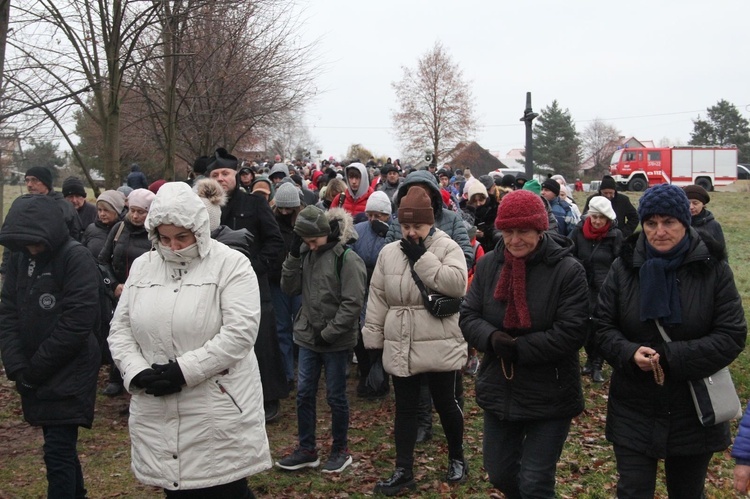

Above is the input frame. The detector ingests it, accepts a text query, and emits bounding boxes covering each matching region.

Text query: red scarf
[494,249,531,330]
[582,217,611,241]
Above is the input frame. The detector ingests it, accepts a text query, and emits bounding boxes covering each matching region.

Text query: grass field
[0,187,750,497]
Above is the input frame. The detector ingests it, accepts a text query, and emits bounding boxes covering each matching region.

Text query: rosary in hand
[649,355,664,386]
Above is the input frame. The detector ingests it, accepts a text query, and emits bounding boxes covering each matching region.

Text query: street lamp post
[520,92,539,179]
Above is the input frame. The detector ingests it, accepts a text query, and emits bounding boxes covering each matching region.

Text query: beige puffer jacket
[363,229,468,377]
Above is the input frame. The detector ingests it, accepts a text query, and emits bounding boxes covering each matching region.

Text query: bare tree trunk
[0,0,10,224]
[161,2,178,181]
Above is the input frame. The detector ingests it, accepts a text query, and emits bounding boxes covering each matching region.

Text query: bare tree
[391,41,477,165]
[581,118,620,177]
[131,0,315,179]
[3,0,163,191]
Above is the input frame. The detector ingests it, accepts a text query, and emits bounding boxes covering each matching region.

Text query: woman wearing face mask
[568,196,623,383]
[108,182,271,498]
[98,188,155,396]
[363,187,468,496]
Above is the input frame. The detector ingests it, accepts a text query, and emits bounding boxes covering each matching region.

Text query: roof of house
[444,141,509,177]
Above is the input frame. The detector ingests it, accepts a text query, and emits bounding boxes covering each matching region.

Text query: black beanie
[541,178,560,196]
[25,166,53,191]
[205,148,238,174]
[600,175,617,191]
[192,155,212,175]
[62,176,86,197]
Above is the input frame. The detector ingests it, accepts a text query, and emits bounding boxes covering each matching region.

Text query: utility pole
[520,92,538,179]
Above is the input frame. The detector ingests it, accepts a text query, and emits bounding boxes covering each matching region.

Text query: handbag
[407,261,462,318]
[655,320,742,426]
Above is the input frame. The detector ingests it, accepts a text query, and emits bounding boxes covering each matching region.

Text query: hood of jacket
[145,182,212,259]
[325,207,358,245]
[394,170,443,216]
[269,162,290,179]
[345,162,370,200]
[0,194,68,253]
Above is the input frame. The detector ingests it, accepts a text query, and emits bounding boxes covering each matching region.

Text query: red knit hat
[494,189,548,231]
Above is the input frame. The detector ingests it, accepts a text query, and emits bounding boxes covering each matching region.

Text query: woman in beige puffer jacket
[363,187,468,496]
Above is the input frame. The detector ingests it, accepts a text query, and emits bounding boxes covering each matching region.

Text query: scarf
[639,234,690,324]
[494,248,531,330]
[582,217,611,241]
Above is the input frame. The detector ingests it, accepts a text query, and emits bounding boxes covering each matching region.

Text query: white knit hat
[365,191,392,215]
[588,195,616,222]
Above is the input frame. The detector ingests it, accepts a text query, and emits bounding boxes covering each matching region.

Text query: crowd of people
[0,150,748,498]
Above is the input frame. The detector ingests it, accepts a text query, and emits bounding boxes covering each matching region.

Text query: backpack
[53,239,116,348]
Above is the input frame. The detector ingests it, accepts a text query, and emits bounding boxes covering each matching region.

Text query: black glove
[130,368,161,389]
[371,219,389,238]
[151,361,186,387]
[15,370,39,396]
[489,330,517,362]
[289,232,303,258]
[400,238,426,263]
[145,379,183,397]
[314,333,331,348]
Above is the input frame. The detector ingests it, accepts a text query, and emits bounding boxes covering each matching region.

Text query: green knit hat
[294,206,330,238]
[522,178,541,195]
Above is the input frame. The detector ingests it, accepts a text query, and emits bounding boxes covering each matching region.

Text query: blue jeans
[613,444,712,499]
[42,425,86,499]
[269,283,301,382]
[296,347,349,453]
[483,412,571,499]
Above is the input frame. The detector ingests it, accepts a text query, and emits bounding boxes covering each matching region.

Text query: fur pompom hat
[193,178,227,231]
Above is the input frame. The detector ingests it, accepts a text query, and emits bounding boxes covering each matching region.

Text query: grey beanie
[294,206,330,238]
[274,182,301,208]
[97,190,126,215]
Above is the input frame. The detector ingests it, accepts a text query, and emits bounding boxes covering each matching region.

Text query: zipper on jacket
[215,380,243,413]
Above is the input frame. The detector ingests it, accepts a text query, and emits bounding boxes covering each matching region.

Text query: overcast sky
[295,0,750,162]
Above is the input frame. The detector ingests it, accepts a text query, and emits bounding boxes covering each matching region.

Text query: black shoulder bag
[407,260,462,318]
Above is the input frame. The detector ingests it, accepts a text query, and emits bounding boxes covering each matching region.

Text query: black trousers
[164,478,255,499]
[613,444,713,498]
[392,371,464,471]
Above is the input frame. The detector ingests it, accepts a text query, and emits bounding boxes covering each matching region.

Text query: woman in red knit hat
[459,189,589,498]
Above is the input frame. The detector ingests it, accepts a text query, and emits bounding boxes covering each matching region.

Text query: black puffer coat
[98,218,152,285]
[568,222,623,312]
[82,218,118,259]
[691,208,725,249]
[0,195,100,427]
[459,233,589,421]
[595,230,746,458]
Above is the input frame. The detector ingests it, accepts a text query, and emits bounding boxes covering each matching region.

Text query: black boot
[581,359,593,376]
[592,357,605,383]
[446,458,468,483]
[374,468,416,496]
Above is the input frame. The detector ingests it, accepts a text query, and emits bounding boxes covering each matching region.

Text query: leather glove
[130,368,161,389]
[15,370,39,396]
[371,219,389,238]
[400,238,426,263]
[489,330,517,362]
[151,361,186,387]
[314,333,331,348]
[289,232,303,258]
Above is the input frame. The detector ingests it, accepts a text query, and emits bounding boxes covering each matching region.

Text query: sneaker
[275,448,320,471]
[321,449,353,473]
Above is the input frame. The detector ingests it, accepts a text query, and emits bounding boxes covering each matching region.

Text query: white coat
[109,182,272,491]
[362,229,468,377]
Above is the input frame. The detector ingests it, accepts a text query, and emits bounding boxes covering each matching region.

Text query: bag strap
[113,221,126,243]
[335,247,350,281]
[407,259,431,300]
[654,320,672,343]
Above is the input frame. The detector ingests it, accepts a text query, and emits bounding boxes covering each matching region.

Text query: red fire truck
[609,146,738,191]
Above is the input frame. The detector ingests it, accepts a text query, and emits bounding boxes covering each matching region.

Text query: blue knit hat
[637,183,691,228]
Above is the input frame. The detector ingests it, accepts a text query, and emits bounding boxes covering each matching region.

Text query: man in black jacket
[582,175,639,238]
[208,147,290,421]
[0,195,100,498]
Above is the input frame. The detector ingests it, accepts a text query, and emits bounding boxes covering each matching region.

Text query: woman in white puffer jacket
[108,182,271,498]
